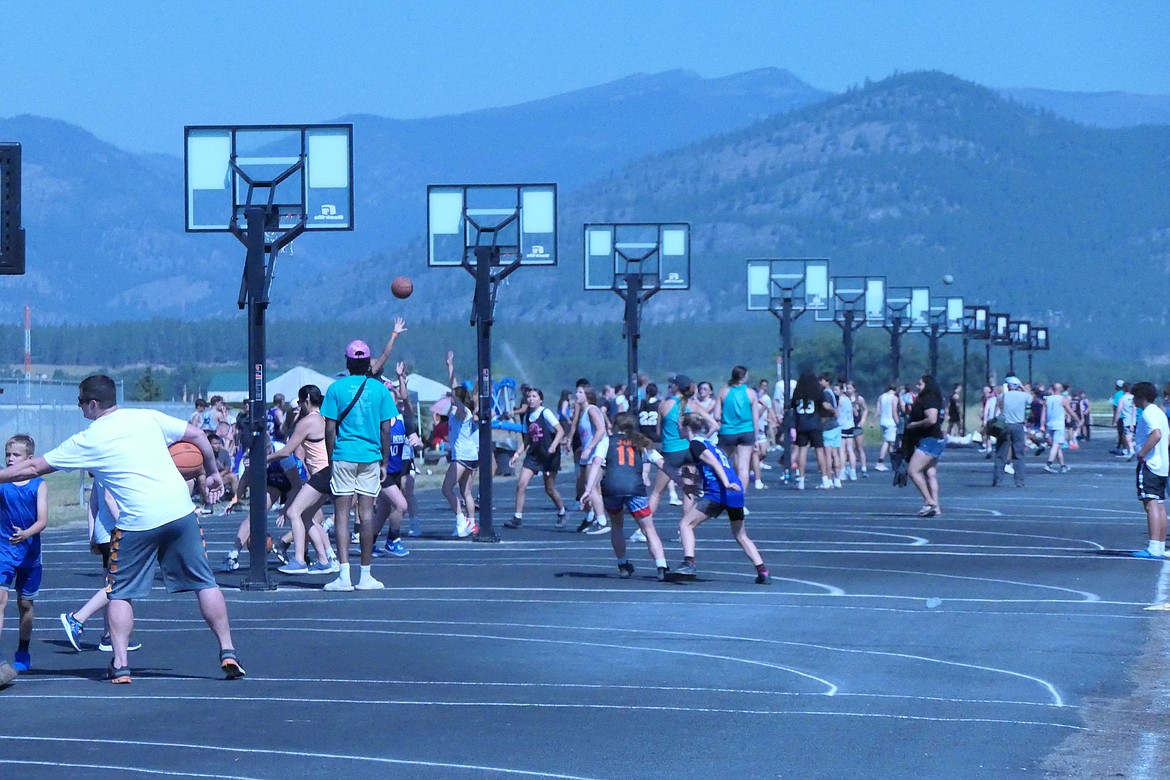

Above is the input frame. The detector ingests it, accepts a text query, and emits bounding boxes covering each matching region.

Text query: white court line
[1132,732,1160,780]
[130,625,840,695]
[124,619,1060,705]
[0,736,601,779]
[787,563,1100,602]
[0,759,261,779]
[0,700,1083,731]
[3,673,1078,713]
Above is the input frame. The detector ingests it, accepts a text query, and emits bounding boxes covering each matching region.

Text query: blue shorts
[824,427,842,448]
[602,494,651,518]
[916,436,946,460]
[0,560,42,599]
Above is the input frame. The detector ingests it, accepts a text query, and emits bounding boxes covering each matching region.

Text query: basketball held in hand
[391,276,413,299]
[169,441,204,480]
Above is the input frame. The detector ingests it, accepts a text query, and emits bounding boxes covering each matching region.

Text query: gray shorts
[106,512,219,600]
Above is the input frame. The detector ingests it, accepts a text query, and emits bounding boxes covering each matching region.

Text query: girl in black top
[905,374,946,517]
[789,370,829,490]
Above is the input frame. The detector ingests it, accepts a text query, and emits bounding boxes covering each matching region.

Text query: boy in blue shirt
[0,434,48,687]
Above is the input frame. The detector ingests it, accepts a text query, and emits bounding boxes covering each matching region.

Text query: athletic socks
[1147,540,1165,557]
[337,566,352,585]
[655,558,667,569]
[755,563,768,575]
[684,556,696,565]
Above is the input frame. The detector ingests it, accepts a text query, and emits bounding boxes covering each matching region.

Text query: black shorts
[1137,463,1167,502]
[697,499,746,522]
[718,431,755,448]
[381,471,403,490]
[97,541,112,570]
[523,450,561,474]
[795,429,824,448]
[307,466,333,495]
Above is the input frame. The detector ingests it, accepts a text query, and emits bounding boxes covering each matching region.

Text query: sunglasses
[77,397,96,407]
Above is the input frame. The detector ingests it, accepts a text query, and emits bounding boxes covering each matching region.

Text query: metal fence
[0,378,190,452]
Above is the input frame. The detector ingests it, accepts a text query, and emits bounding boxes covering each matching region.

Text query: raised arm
[371,318,407,378]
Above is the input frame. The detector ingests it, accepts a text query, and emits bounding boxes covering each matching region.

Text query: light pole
[747,258,830,462]
[961,304,989,436]
[816,275,885,383]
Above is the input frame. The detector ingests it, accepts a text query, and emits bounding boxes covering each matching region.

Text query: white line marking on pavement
[0,736,603,779]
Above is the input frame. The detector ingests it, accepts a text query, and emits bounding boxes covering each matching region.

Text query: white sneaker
[832,478,843,489]
[874,463,889,472]
[327,557,340,573]
[629,528,647,543]
[584,521,611,535]
[668,495,683,507]
[350,532,360,544]
[796,477,805,490]
[323,577,354,592]
[454,519,473,538]
[355,575,385,591]
[754,478,765,490]
[847,468,857,481]
[1004,464,1015,475]
[760,463,773,470]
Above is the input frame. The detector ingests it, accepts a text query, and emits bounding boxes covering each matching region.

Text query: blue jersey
[688,440,744,509]
[386,416,406,475]
[0,478,43,567]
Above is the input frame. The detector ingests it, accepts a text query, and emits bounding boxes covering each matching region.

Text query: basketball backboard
[746,258,830,312]
[583,223,690,291]
[815,275,886,326]
[1032,326,1049,351]
[928,296,965,333]
[964,304,990,338]
[1010,320,1031,348]
[885,286,930,330]
[990,313,1013,345]
[0,142,25,275]
[185,124,353,233]
[427,183,557,267]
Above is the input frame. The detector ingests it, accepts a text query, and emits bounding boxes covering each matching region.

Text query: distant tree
[133,367,164,402]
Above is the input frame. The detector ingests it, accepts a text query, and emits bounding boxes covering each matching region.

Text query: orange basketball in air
[169,441,204,480]
[391,276,413,299]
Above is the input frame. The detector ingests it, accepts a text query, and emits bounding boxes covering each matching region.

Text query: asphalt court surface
[2,437,1168,778]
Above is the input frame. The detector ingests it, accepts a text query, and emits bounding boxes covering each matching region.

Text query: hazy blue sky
[3,1,1167,153]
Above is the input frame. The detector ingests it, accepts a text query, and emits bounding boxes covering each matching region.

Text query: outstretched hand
[393,317,407,336]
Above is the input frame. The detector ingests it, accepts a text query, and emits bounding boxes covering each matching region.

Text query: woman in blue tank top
[714,366,760,492]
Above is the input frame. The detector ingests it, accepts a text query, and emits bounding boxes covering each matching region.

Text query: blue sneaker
[60,612,84,652]
[279,559,309,574]
[307,560,334,574]
[1132,549,1166,560]
[387,540,409,557]
[13,650,31,671]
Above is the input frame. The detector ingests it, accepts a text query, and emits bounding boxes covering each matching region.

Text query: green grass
[43,470,90,531]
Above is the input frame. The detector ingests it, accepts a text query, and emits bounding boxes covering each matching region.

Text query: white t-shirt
[91,476,117,545]
[449,407,480,461]
[1121,394,1137,427]
[44,408,196,531]
[1137,403,1170,477]
[878,392,897,426]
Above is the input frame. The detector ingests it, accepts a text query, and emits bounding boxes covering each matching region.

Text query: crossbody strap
[335,377,369,428]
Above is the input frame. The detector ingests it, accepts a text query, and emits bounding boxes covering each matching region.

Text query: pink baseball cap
[345,339,371,359]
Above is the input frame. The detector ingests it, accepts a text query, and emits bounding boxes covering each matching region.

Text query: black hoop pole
[472,245,500,543]
[961,336,969,436]
[623,273,642,401]
[241,205,276,591]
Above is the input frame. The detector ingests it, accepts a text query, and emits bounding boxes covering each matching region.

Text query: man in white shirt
[1132,382,1169,559]
[0,375,244,682]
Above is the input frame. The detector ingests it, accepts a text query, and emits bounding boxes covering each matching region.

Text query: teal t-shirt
[321,376,398,464]
[721,385,754,435]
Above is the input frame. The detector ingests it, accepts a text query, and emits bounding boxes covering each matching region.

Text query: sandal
[220,649,246,680]
[107,661,132,684]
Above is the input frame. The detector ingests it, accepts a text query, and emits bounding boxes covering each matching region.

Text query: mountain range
[1,68,1169,361]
